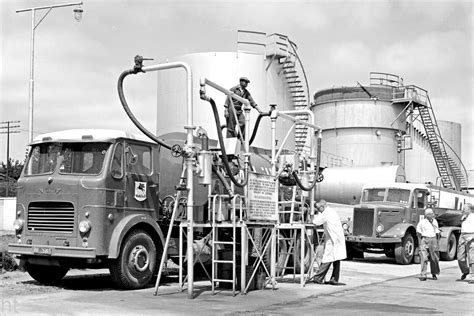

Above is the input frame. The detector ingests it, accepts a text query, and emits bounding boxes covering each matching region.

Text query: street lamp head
[73,5,83,22]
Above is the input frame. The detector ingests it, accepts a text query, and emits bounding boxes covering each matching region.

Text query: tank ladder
[392,86,463,190]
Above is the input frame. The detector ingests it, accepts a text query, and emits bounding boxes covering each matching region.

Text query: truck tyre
[109,229,157,289]
[264,233,288,276]
[394,233,415,265]
[26,263,69,284]
[294,228,318,273]
[440,233,457,261]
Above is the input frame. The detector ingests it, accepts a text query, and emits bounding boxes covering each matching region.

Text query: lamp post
[16,2,84,143]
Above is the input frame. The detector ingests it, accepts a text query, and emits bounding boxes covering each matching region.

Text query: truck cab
[345,182,464,264]
[9,129,166,289]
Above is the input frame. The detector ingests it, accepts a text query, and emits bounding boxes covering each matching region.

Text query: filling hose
[117,69,172,150]
[291,134,322,191]
[205,97,248,188]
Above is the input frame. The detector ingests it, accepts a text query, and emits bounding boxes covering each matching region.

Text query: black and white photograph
[1,0,473,315]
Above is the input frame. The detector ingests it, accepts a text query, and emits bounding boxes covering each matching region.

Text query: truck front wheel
[109,229,157,289]
[26,263,69,284]
[394,233,415,265]
[440,233,457,261]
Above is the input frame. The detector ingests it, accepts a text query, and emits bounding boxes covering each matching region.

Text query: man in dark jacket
[224,77,258,139]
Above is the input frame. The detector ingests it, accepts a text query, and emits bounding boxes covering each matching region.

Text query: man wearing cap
[416,208,440,281]
[224,77,258,139]
[457,203,474,283]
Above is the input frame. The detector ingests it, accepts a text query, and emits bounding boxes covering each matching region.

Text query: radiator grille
[28,202,75,233]
[353,208,374,236]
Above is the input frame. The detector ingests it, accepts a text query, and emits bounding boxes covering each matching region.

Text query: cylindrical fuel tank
[438,120,461,158]
[156,51,295,150]
[312,86,407,167]
[316,165,406,205]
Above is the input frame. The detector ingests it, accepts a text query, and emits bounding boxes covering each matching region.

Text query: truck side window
[128,144,152,176]
[111,143,124,179]
[415,191,425,208]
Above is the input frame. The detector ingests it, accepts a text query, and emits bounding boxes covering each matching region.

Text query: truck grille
[27,202,75,233]
[353,208,374,236]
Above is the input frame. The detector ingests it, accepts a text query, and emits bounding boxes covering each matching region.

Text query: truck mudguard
[380,223,414,239]
[108,214,165,259]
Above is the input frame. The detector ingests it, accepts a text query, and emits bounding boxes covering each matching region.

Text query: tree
[0,159,24,197]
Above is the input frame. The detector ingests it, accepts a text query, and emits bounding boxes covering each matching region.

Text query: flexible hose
[206,97,248,188]
[291,135,322,191]
[249,111,272,146]
[212,165,234,197]
[117,69,172,150]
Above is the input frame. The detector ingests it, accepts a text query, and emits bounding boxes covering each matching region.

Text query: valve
[133,55,154,74]
[171,144,183,157]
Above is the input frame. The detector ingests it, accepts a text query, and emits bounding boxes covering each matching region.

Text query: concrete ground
[1,255,473,315]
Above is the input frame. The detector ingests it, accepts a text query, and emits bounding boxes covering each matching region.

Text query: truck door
[412,189,428,223]
[124,142,160,212]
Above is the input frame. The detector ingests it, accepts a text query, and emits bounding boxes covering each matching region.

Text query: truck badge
[134,182,147,201]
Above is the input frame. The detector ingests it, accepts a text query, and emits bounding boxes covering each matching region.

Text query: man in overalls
[224,77,258,140]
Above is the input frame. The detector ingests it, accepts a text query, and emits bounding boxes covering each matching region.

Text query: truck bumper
[8,243,97,259]
[346,236,402,244]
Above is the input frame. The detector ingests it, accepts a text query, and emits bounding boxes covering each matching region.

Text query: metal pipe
[129,60,195,298]
[16,1,83,13]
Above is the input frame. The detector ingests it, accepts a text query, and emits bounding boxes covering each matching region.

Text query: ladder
[210,195,243,296]
[392,86,463,190]
[266,33,310,155]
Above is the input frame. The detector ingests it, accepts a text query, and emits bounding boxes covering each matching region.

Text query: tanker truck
[9,57,322,289]
[344,182,474,264]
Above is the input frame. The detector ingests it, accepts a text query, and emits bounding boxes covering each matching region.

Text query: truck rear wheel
[109,229,157,289]
[440,233,457,261]
[294,228,318,273]
[395,233,415,265]
[26,263,69,284]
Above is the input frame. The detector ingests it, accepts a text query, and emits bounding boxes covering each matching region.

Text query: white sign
[134,181,147,201]
[247,172,278,221]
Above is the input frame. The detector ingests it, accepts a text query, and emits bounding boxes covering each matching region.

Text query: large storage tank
[156,51,296,149]
[311,83,407,167]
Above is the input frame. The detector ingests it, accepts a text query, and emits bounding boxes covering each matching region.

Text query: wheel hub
[405,241,414,256]
[130,245,150,272]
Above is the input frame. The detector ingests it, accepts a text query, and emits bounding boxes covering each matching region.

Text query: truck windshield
[361,188,410,204]
[25,142,111,175]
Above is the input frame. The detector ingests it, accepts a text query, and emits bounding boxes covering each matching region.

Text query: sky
[0,0,473,171]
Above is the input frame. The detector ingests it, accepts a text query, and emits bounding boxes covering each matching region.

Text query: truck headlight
[13,219,24,232]
[342,223,349,230]
[79,220,91,234]
[376,224,384,233]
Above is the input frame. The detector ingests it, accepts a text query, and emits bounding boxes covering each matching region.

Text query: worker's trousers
[419,236,440,276]
[457,233,474,274]
[313,260,340,283]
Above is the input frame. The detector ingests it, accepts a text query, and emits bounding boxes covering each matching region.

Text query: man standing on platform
[224,77,259,140]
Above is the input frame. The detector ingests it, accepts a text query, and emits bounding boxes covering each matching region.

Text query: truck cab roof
[31,129,156,145]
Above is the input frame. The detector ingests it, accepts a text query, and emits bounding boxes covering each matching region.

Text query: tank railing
[237,29,267,55]
[370,72,404,87]
[392,85,429,106]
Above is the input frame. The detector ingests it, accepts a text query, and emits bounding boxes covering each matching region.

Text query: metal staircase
[392,86,464,190]
[266,33,311,154]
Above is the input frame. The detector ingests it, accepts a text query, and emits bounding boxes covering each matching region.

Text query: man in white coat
[312,199,347,285]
